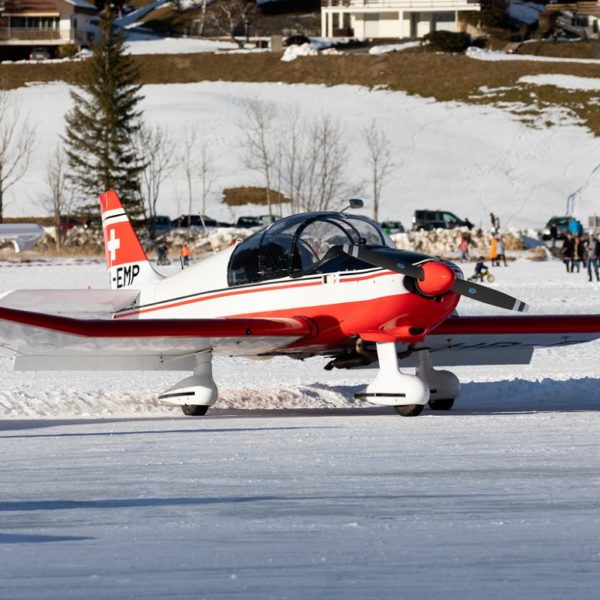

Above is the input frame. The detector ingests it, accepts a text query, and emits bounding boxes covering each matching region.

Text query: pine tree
[63,7,145,219]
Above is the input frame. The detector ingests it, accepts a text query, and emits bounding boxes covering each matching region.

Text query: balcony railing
[322,0,479,7]
[0,27,71,42]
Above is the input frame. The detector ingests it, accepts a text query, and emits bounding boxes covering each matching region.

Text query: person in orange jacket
[180,243,191,269]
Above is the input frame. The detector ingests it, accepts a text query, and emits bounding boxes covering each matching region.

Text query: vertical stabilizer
[99,191,162,290]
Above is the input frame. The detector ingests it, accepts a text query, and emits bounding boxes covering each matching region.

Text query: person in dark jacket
[561,233,575,272]
[588,234,600,282]
[574,235,587,273]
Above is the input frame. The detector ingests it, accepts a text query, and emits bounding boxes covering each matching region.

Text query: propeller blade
[343,245,424,279]
[452,279,529,312]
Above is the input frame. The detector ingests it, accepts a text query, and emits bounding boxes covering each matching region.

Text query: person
[561,232,575,272]
[490,212,500,234]
[489,235,498,267]
[470,257,489,282]
[180,243,191,269]
[573,235,586,273]
[156,242,169,265]
[496,235,507,266]
[458,233,470,262]
[550,222,558,248]
[588,234,600,282]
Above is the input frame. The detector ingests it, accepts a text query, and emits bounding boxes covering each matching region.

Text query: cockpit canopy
[228,212,394,287]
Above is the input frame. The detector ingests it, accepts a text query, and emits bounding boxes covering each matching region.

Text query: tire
[181,404,209,416]
[394,404,424,417]
[486,273,495,283]
[428,398,455,411]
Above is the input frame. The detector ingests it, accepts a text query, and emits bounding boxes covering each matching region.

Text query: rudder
[99,190,162,290]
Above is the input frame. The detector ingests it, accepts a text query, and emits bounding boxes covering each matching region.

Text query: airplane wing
[0,306,313,371]
[0,224,44,252]
[412,314,600,367]
[0,289,140,316]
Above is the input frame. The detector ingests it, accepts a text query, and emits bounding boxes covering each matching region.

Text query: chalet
[0,0,98,60]
[321,0,481,39]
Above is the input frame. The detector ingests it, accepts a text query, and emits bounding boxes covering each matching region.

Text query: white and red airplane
[0,191,599,416]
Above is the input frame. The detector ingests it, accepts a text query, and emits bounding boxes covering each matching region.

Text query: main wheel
[486,273,495,283]
[394,404,424,417]
[428,398,455,411]
[181,404,209,416]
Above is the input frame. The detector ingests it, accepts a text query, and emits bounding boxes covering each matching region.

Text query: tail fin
[99,191,162,290]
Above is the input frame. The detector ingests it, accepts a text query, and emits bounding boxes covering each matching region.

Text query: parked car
[147,215,172,236]
[380,220,405,234]
[541,216,571,241]
[171,215,219,229]
[30,47,50,61]
[235,215,278,229]
[411,209,473,232]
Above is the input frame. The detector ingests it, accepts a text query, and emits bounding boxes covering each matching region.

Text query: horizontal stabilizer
[0,289,140,316]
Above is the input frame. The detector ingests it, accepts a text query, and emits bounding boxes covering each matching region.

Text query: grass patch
[223,187,291,206]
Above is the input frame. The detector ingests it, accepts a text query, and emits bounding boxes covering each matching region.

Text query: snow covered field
[1,254,599,598]
[9,77,600,230]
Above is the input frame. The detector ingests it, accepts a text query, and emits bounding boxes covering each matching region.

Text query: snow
[466,46,600,65]
[520,74,600,92]
[2,251,600,598]
[9,78,600,231]
[369,41,423,55]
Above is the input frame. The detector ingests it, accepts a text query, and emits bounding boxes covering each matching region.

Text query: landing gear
[158,352,218,416]
[181,404,209,416]
[416,350,460,411]
[394,404,424,417]
[355,342,429,416]
[428,398,455,411]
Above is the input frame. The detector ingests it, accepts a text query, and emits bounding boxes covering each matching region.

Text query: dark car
[148,215,172,236]
[235,215,278,229]
[411,210,473,232]
[380,220,405,234]
[171,215,219,229]
[541,216,571,241]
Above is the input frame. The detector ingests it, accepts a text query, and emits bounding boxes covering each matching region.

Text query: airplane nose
[416,261,456,297]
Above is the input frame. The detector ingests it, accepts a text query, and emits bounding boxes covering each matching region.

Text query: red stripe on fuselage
[114,270,393,319]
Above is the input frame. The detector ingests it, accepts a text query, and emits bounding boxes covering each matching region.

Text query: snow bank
[466,46,600,65]
[519,74,600,91]
[281,43,318,62]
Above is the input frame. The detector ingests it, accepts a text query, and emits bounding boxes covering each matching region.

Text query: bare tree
[41,144,72,251]
[278,105,306,214]
[208,0,260,48]
[0,90,36,222]
[133,123,177,237]
[180,126,198,236]
[239,100,278,219]
[198,139,218,217]
[363,120,396,222]
[299,113,350,212]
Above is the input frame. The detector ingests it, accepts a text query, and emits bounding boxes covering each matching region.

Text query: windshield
[228,212,390,286]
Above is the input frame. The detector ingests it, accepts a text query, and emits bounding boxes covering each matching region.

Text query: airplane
[0,223,44,252]
[0,190,599,417]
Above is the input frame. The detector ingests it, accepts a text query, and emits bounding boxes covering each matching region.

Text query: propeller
[342,245,528,313]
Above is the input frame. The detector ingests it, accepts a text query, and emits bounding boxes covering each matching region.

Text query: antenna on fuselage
[341,198,365,213]
[199,213,217,255]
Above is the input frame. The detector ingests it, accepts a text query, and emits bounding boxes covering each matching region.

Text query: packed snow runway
[1,256,599,598]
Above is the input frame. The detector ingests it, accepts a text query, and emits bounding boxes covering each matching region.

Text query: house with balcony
[321,0,481,39]
[0,0,98,60]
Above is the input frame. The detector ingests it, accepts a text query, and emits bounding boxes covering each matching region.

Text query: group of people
[458,231,507,268]
[156,242,192,269]
[561,232,600,281]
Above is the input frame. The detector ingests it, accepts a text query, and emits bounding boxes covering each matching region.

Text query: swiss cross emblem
[107,228,121,266]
